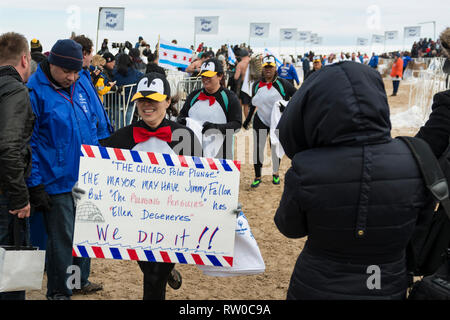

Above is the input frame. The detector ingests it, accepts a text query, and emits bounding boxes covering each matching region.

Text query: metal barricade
[102,77,202,130]
[103,84,137,131]
[175,77,203,111]
[408,58,448,123]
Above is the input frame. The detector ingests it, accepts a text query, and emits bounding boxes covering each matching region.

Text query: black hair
[116,53,132,76]
[166,94,180,118]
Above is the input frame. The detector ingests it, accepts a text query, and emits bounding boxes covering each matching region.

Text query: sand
[26,79,423,300]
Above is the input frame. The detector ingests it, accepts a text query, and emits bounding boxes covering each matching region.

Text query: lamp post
[418,21,436,40]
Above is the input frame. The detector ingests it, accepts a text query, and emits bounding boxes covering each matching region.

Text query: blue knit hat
[48,39,83,71]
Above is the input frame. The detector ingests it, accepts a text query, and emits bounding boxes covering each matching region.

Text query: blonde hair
[91,55,106,67]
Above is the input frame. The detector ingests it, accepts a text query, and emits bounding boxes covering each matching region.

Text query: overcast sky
[1,0,448,54]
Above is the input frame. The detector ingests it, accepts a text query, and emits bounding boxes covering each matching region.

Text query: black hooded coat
[275,62,429,299]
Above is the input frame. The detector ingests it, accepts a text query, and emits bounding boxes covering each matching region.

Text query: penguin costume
[178,58,242,159]
[243,55,296,187]
[102,72,202,300]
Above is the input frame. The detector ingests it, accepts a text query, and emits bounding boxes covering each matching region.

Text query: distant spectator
[278,58,300,86]
[129,48,147,74]
[30,38,46,74]
[390,53,403,96]
[112,53,144,124]
[368,52,379,69]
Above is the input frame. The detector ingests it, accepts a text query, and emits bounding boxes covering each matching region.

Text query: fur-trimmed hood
[440,27,450,57]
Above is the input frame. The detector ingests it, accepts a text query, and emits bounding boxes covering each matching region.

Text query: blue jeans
[0,193,28,300]
[43,193,91,298]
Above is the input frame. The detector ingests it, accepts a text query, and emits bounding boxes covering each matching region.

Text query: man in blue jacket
[73,35,113,142]
[278,58,300,86]
[27,39,101,300]
[368,52,379,69]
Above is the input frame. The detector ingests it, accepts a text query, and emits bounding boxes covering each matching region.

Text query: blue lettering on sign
[212,200,227,211]
[106,176,136,188]
[201,19,212,32]
[105,11,118,28]
[255,26,264,36]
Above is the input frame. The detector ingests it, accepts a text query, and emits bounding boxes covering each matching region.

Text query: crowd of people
[410,37,444,58]
[0,26,449,302]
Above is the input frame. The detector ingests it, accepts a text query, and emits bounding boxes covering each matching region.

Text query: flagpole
[193,18,197,51]
[96,7,101,53]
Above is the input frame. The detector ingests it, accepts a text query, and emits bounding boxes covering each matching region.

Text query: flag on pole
[280,28,297,41]
[357,37,369,46]
[385,31,398,41]
[195,16,219,35]
[98,7,125,31]
[404,26,421,38]
[297,31,311,41]
[250,23,270,38]
[158,38,193,71]
[228,45,237,65]
[372,34,384,44]
[263,48,282,67]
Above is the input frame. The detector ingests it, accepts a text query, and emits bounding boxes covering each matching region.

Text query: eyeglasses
[442,41,449,50]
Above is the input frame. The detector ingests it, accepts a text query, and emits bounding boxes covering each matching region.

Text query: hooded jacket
[0,66,35,209]
[416,89,450,157]
[26,64,99,195]
[275,62,429,299]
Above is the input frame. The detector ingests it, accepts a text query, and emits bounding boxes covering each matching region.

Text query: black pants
[393,80,400,95]
[253,113,281,178]
[137,261,174,300]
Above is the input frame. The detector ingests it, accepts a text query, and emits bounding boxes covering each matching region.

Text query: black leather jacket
[0,66,35,209]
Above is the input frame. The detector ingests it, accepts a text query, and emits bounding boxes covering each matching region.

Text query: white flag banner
[309,33,318,43]
[404,26,421,38]
[385,31,399,41]
[297,31,311,41]
[372,34,384,44]
[98,7,125,31]
[357,37,369,46]
[313,37,323,45]
[195,16,219,35]
[250,23,270,38]
[280,28,297,41]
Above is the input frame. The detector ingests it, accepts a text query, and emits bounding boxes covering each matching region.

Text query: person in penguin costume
[177,58,242,160]
[102,72,202,300]
[243,55,296,188]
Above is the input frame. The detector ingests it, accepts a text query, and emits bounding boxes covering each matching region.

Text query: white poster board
[72,145,240,267]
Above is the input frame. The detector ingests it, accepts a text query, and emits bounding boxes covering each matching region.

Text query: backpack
[398,136,450,277]
[190,89,229,111]
[253,78,286,98]
[249,54,263,82]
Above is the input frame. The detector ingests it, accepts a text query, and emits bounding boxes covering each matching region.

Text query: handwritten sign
[72,145,240,267]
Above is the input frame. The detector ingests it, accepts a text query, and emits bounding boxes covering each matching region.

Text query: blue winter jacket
[368,55,379,68]
[78,68,113,140]
[277,64,300,85]
[26,65,99,194]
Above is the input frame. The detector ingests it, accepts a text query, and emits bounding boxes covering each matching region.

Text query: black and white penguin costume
[243,55,296,181]
[178,58,242,160]
[102,73,201,300]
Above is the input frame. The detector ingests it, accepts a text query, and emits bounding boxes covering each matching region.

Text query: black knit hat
[48,39,83,71]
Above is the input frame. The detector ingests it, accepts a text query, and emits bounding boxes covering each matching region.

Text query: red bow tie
[133,126,172,143]
[198,92,216,106]
[259,82,273,89]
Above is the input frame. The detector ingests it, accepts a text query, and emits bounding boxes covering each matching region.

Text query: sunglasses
[442,41,449,50]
